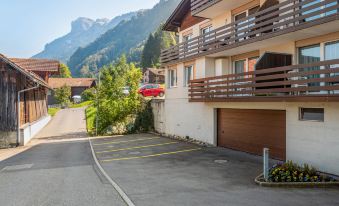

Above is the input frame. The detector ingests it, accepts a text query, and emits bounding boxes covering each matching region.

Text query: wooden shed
[0,54,60,147]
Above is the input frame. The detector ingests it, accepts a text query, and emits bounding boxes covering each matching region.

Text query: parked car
[138,84,165,97]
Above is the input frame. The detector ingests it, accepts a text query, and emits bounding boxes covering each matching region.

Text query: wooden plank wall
[0,62,17,131]
[0,61,48,131]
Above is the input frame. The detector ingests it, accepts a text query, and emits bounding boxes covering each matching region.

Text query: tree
[81,88,96,101]
[58,64,72,78]
[141,25,177,68]
[95,55,142,134]
[54,85,71,106]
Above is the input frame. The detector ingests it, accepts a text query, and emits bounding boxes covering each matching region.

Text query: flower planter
[255,174,339,188]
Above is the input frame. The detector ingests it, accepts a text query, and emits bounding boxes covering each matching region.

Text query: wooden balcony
[189,59,339,102]
[191,0,222,15]
[161,0,339,66]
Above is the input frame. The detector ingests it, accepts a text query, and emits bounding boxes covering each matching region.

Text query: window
[302,0,338,22]
[184,65,194,87]
[233,5,260,41]
[298,44,321,86]
[299,108,324,122]
[201,25,213,45]
[325,40,339,62]
[168,69,177,88]
[183,33,193,53]
[183,34,192,42]
[233,56,259,74]
[201,25,212,35]
[234,60,246,74]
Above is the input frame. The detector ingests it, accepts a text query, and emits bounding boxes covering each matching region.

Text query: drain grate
[214,160,228,164]
[1,164,33,172]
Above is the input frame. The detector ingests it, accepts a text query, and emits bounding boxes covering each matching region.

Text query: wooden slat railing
[191,0,222,15]
[161,0,339,65]
[189,59,339,102]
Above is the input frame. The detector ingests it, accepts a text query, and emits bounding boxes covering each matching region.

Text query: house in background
[48,78,96,105]
[160,0,339,175]
[0,54,60,147]
[143,68,165,84]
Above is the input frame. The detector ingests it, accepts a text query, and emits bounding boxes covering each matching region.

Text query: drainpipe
[17,83,40,146]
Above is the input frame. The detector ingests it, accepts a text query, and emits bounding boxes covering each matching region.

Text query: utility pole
[95,71,101,136]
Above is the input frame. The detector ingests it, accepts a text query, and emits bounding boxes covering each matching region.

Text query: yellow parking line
[90,135,124,140]
[93,137,160,146]
[96,142,179,154]
[101,148,202,162]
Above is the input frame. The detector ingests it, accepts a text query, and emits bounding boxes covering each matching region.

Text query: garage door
[217,109,286,160]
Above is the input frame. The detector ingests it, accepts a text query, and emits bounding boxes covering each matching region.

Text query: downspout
[17,83,40,146]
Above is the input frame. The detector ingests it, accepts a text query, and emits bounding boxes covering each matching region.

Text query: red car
[139,84,165,97]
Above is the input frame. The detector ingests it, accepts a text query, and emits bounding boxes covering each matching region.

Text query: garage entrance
[217,109,286,160]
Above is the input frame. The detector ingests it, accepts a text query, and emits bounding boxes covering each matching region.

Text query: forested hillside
[141,25,177,68]
[68,0,180,77]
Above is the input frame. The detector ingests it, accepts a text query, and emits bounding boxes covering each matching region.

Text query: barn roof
[9,58,60,72]
[48,78,96,89]
[0,54,56,88]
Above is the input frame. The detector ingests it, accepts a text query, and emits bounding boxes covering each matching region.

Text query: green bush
[54,85,71,106]
[268,161,336,182]
[81,88,96,101]
[130,98,154,133]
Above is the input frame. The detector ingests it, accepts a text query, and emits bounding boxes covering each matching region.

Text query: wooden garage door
[217,109,286,160]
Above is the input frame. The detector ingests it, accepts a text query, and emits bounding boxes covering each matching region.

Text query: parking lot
[91,133,339,206]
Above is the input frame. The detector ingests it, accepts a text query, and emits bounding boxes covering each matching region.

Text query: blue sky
[0,0,160,58]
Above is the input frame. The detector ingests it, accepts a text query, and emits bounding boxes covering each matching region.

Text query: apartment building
[160,0,339,175]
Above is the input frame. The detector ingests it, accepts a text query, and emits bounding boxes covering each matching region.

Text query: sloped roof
[163,0,191,32]
[9,58,60,72]
[0,54,53,88]
[148,68,165,76]
[48,78,96,89]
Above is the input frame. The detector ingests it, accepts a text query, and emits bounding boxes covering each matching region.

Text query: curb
[88,136,136,206]
[255,174,339,188]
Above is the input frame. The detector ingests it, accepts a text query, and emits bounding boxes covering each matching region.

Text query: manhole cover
[128,151,141,155]
[214,160,228,164]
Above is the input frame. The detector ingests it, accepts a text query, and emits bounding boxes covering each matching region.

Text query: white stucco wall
[286,102,339,175]
[164,99,214,144]
[151,99,166,134]
[20,115,51,146]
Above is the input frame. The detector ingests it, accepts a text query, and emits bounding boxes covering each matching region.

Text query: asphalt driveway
[91,133,339,206]
[0,108,126,206]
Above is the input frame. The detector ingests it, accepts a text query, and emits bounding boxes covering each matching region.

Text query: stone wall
[0,131,17,148]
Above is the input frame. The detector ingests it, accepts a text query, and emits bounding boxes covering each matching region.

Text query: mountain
[68,0,180,77]
[33,12,137,63]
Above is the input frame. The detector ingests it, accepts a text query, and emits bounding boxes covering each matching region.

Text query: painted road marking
[96,142,179,154]
[1,164,33,172]
[101,148,202,162]
[90,135,124,140]
[93,137,161,146]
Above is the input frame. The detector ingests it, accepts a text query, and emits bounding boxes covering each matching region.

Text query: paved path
[92,133,339,206]
[0,108,125,206]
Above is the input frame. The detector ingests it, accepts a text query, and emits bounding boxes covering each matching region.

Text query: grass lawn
[69,100,93,108]
[85,105,97,135]
[48,108,61,117]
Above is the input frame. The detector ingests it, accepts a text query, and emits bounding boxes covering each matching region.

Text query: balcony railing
[191,0,222,15]
[161,0,339,65]
[189,59,339,102]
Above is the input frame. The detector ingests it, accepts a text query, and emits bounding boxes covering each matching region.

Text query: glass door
[298,44,321,87]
